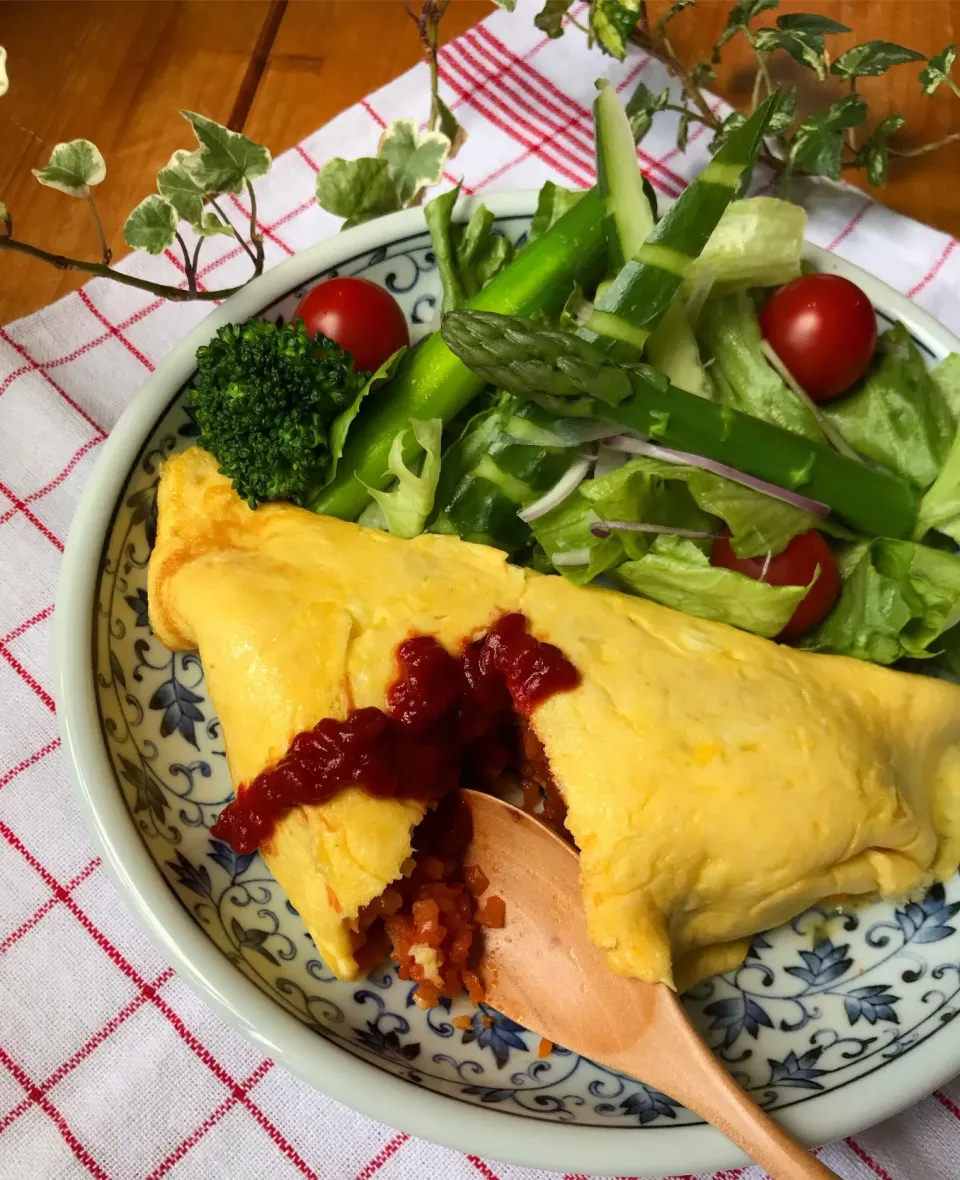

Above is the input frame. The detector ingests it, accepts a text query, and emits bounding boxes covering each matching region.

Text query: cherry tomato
[711,529,840,641]
[293,277,409,373]
[759,274,877,402]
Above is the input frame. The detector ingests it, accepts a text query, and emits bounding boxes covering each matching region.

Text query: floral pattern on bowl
[94,217,960,1130]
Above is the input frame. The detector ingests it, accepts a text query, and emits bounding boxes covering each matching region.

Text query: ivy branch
[0,52,273,304]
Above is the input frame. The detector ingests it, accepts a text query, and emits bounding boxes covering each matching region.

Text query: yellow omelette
[149,446,960,990]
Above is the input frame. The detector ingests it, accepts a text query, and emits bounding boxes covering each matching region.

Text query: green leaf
[32,139,106,197]
[180,110,271,194]
[932,351,960,421]
[646,301,713,398]
[766,85,798,134]
[534,0,574,38]
[676,110,691,151]
[776,12,849,34]
[424,184,515,312]
[326,347,407,487]
[832,40,926,79]
[156,149,208,224]
[690,61,716,87]
[531,487,626,583]
[824,323,955,490]
[754,26,829,80]
[0,45,8,97]
[196,210,236,238]
[490,0,517,8]
[920,44,957,96]
[589,0,642,60]
[709,110,747,153]
[693,196,806,291]
[698,291,824,440]
[435,95,467,158]
[788,94,868,178]
[802,539,960,664]
[657,0,696,37]
[316,156,402,228]
[616,534,806,637]
[529,180,584,241]
[854,114,905,186]
[713,0,778,60]
[378,118,450,205]
[123,194,178,254]
[624,80,670,143]
[365,418,443,538]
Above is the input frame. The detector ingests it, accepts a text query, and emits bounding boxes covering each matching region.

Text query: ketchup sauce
[212,613,578,854]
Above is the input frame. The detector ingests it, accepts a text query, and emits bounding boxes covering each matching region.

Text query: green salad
[188,84,960,675]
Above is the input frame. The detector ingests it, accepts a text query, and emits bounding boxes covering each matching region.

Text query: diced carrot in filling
[477,895,506,929]
[538,1038,553,1058]
[463,864,490,896]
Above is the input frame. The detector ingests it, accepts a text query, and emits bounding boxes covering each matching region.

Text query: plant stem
[0,235,244,301]
[175,231,196,293]
[649,31,722,130]
[210,197,259,267]
[747,34,773,104]
[847,77,859,153]
[889,131,960,157]
[246,180,264,273]
[86,194,111,265]
[191,236,203,281]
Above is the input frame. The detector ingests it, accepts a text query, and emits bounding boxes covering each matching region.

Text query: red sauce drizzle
[212,612,578,854]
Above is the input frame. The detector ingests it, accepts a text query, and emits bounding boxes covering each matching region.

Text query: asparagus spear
[310,188,607,521]
[580,95,777,355]
[440,310,918,540]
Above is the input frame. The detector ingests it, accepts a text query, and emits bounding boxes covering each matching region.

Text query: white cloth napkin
[2,2,959,1177]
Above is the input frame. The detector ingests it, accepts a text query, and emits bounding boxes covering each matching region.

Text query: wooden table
[1,0,958,324]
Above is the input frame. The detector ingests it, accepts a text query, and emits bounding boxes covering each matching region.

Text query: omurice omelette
[148,446,960,999]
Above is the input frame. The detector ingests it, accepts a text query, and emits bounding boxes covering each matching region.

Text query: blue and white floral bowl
[56,193,960,1177]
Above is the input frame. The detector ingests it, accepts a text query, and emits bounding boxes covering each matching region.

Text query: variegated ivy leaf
[0,46,8,98]
[534,0,574,38]
[316,156,403,229]
[657,0,696,38]
[832,40,925,79]
[156,149,208,224]
[775,12,849,34]
[0,199,7,222]
[435,95,467,159]
[489,0,517,8]
[753,26,829,80]
[855,114,906,187]
[378,119,450,206]
[788,93,868,180]
[181,110,271,194]
[124,194,178,254]
[625,79,670,143]
[32,139,106,197]
[712,0,778,61]
[920,44,957,96]
[589,0,642,61]
[196,210,235,237]
[766,85,798,135]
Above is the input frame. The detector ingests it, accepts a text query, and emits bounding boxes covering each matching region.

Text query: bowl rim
[55,189,960,1178]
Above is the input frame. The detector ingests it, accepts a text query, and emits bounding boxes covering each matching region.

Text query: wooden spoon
[460,789,838,1180]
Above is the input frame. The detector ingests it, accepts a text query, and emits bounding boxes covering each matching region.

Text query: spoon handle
[611,988,840,1179]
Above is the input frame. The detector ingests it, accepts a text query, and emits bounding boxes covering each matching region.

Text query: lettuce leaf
[823,323,955,490]
[424,185,515,312]
[530,489,625,584]
[645,301,714,398]
[615,535,807,637]
[801,538,960,664]
[698,292,825,441]
[691,197,807,292]
[324,347,407,488]
[364,418,443,538]
[529,181,584,242]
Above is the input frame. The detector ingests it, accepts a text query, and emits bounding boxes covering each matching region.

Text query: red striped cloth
[2,3,959,1177]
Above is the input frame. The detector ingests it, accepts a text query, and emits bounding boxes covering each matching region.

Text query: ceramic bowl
[56,191,960,1177]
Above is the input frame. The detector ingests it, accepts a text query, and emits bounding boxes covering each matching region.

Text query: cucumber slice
[594,79,655,271]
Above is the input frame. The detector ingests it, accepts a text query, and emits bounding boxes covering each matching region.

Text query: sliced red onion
[603,436,831,518]
[593,443,628,480]
[518,451,594,523]
[551,548,592,567]
[758,339,864,464]
[590,520,722,540]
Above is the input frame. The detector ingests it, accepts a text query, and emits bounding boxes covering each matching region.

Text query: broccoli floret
[188,318,362,508]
